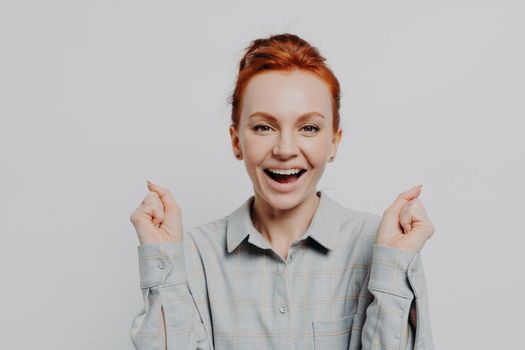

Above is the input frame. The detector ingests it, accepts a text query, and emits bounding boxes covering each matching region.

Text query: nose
[272,132,299,160]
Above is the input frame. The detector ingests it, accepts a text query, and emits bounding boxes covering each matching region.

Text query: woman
[129,33,435,350]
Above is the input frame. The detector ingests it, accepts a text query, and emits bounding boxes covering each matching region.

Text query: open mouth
[263,169,307,184]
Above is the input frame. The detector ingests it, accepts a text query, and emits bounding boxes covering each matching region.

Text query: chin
[258,187,309,210]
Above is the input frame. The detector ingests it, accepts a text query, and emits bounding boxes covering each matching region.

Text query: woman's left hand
[375,185,435,254]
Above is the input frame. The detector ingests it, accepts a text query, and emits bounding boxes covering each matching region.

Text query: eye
[302,124,320,133]
[253,124,320,134]
[253,124,273,132]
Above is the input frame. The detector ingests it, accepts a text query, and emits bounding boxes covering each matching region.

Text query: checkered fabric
[130,190,434,349]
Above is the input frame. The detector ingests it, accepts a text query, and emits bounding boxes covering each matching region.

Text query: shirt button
[279,305,288,314]
[157,261,166,269]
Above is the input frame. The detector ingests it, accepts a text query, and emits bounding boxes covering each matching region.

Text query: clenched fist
[129,181,184,245]
[376,185,435,254]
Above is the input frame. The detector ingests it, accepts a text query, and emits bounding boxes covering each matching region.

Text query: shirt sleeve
[130,239,213,350]
[349,244,435,350]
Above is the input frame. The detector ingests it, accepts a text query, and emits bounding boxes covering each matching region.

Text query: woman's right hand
[130,181,184,245]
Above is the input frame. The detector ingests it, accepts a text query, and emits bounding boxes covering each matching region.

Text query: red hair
[228,33,341,134]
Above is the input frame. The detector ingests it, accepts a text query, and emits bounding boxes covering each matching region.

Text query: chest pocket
[312,313,353,350]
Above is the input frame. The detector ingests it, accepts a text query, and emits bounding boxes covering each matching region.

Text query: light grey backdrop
[1,0,523,349]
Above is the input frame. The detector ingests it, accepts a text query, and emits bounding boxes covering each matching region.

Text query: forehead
[241,70,332,118]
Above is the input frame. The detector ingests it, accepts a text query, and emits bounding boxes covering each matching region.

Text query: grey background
[1,0,523,349]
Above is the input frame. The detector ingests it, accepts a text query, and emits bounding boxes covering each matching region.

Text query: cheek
[243,135,273,157]
[301,141,330,162]
[243,145,267,167]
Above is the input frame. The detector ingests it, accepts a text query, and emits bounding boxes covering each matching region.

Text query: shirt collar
[226,190,347,253]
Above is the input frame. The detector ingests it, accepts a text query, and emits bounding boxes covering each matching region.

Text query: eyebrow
[248,111,325,122]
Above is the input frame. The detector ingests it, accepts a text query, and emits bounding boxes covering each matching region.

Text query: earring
[329,156,334,161]
[236,153,241,159]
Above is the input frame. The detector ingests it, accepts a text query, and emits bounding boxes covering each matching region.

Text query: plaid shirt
[130,190,434,349]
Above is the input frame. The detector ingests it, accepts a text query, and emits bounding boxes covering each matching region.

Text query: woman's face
[229,70,342,210]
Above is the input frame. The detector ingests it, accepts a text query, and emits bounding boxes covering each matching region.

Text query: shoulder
[183,215,229,249]
[327,195,382,240]
[342,208,382,236]
[331,205,383,264]
[321,193,381,239]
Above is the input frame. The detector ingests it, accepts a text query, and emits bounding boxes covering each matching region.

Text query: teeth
[267,168,302,175]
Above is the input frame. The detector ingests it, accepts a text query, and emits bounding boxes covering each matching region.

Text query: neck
[250,191,321,251]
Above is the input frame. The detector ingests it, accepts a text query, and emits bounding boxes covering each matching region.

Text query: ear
[330,127,343,159]
[229,124,241,158]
